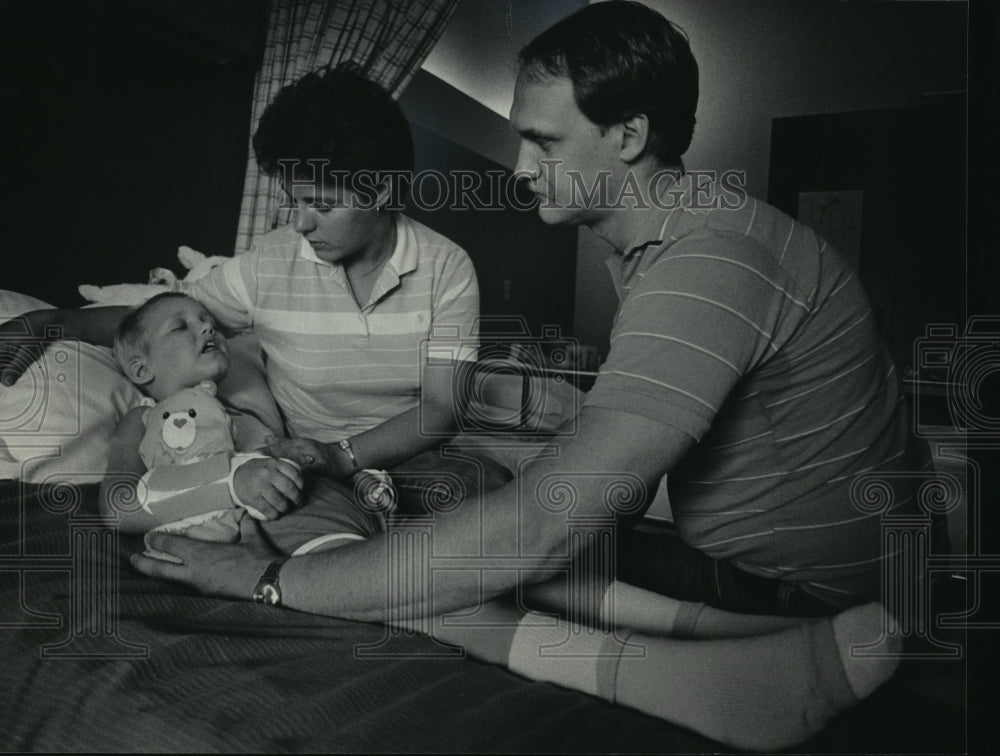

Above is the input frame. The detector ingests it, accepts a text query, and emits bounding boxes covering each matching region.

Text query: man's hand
[0,309,58,387]
[130,526,276,600]
[233,457,304,519]
[264,437,348,478]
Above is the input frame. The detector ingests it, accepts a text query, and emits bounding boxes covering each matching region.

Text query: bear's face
[160,407,200,450]
[139,384,235,467]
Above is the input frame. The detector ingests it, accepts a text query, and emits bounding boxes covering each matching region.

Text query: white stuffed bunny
[78,246,229,306]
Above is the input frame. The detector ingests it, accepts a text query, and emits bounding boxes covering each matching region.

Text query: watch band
[252,560,285,606]
[338,438,360,475]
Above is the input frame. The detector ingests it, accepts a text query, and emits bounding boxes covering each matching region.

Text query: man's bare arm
[135,404,695,621]
[0,306,130,385]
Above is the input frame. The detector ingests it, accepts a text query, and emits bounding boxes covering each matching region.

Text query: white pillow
[0,290,145,484]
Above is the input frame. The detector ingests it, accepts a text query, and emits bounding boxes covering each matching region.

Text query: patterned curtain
[233,0,459,253]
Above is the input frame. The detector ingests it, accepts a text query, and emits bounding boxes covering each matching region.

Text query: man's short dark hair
[252,63,414,200]
[519,0,698,166]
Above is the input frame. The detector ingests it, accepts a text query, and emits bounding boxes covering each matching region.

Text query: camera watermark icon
[0,323,82,437]
[422,317,583,437]
[911,317,1000,439]
[898,315,1000,654]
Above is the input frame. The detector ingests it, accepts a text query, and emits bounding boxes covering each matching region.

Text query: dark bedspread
[0,480,968,753]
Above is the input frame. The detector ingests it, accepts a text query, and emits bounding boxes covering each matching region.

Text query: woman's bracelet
[337,438,360,476]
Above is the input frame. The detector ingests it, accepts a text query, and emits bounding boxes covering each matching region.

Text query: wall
[399,70,520,169]
[420,0,588,123]
[650,0,966,201]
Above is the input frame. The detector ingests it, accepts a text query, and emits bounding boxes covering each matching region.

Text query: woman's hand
[233,457,304,518]
[130,521,277,601]
[264,437,349,478]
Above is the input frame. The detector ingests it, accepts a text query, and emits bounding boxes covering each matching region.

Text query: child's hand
[232,457,304,520]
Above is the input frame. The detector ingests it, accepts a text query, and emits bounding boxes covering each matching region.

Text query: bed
[0,288,970,753]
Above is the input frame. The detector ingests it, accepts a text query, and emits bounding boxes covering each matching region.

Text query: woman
[185,64,491,500]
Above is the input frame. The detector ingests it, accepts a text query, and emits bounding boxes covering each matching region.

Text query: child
[99,292,390,558]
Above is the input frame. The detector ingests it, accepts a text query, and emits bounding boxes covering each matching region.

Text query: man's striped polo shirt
[584,177,923,607]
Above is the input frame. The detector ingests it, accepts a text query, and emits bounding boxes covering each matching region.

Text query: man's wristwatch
[252,560,286,606]
[338,438,360,475]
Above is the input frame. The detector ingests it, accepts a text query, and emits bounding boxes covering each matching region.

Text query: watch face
[253,561,285,606]
[260,583,280,606]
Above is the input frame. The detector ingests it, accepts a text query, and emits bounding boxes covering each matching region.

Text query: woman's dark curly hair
[252,63,413,200]
[519,0,698,167]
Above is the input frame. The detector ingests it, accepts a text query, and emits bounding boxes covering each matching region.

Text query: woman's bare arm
[266,357,474,477]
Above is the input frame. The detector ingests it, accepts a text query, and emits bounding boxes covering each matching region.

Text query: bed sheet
[0,480,716,753]
[0,480,968,753]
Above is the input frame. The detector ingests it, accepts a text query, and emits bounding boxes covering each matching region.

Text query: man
[131,1,922,619]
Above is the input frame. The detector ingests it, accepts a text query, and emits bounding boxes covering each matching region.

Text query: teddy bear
[138,380,235,468]
[136,380,395,556]
[136,382,396,562]
[78,245,229,307]
[135,379,262,555]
